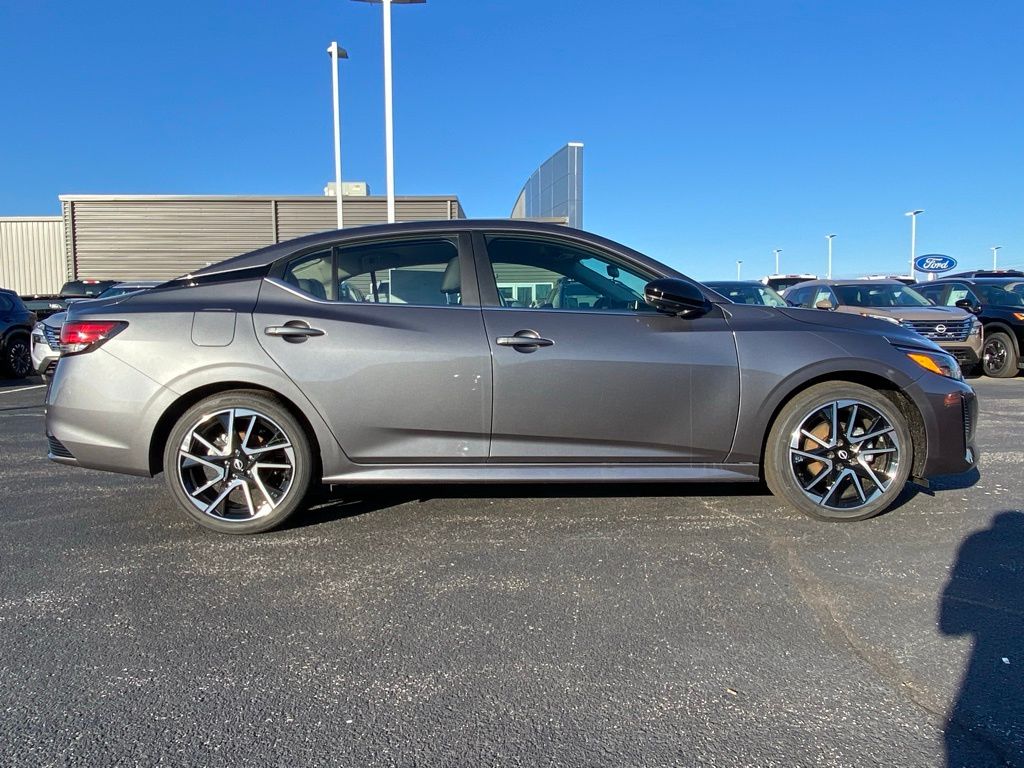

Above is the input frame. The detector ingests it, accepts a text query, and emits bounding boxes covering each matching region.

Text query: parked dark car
[914,278,1024,377]
[0,288,37,378]
[46,220,977,534]
[705,280,787,307]
[946,269,1024,279]
[762,273,817,293]
[21,279,121,320]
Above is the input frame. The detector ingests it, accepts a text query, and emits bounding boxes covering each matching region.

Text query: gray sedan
[45,220,977,534]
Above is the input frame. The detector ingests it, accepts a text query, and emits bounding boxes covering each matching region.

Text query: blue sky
[0,0,1020,279]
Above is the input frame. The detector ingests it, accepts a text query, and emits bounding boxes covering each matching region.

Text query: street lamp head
[326,42,349,58]
[905,209,924,217]
[992,245,1003,250]
[826,233,836,239]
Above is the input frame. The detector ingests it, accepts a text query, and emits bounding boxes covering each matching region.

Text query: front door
[254,232,492,462]
[475,232,740,462]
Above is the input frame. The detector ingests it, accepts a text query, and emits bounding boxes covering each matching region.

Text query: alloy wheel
[788,399,901,515]
[177,408,296,522]
[8,340,31,377]
[983,338,1008,376]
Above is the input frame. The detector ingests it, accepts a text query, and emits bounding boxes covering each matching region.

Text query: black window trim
[269,231,479,309]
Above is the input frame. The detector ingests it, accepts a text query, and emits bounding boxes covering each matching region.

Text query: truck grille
[43,324,61,349]
[899,318,973,342]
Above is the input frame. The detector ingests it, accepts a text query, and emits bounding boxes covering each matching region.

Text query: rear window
[61,280,117,297]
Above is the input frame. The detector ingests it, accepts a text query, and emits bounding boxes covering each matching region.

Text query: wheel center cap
[837,449,849,461]
[233,458,245,471]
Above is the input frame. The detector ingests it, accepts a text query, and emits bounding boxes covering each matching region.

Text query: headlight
[969,318,983,337]
[858,312,901,324]
[901,347,963,381]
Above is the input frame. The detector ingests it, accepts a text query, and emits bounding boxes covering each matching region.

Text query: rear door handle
[264,321,325,342]
[496,329,554,352]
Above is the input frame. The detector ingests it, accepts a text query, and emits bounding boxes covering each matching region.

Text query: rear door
[474,232,740,462]
[254,232,492,462]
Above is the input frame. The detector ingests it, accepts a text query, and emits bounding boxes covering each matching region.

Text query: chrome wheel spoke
[849,425,894,445]
[845,404,859,441]
[799,429,831,449]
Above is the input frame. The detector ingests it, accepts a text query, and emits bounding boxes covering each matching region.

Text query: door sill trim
[322,462,760,484]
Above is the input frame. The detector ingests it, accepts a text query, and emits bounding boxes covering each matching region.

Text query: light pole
[353,0,426,224]
[991,245,1003,270]
[826,234,836,279]
[905,209,924,278]
[736,260,743,279]
[772,249,782,274]
[327,42,349,230]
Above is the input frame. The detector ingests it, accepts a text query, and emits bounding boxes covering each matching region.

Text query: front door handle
[496,329,554,353]
[264,321,325,343]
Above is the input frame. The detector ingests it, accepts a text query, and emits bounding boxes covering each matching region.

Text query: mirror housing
[814,299,834,311]
[644,278,713,318]
[955,298,981,314]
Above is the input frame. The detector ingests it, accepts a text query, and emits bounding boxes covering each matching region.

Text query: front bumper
[939,337,983,369]
[908,374,978,479]
[30,332,59,378]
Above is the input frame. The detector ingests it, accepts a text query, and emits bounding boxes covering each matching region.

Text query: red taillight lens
[60,321,126,354]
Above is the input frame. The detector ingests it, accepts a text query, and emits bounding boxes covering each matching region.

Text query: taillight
[60,320,126,354]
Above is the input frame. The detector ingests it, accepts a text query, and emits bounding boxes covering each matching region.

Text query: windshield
[833,284,931,308]
[707,282,787,307]
[98,285,145,299]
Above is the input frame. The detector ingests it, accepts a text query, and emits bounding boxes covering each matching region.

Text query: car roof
[789,279,906,287]
[185,219,685,281]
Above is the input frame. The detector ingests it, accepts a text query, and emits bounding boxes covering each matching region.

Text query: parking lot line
[0,384,45,395]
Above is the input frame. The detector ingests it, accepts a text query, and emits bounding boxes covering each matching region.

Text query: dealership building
[0,143,583,295]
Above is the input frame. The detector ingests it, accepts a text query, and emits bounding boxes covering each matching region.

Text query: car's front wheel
[982,331,1018,378]
[764,382,914,522]
[3,335,32,378]
[163,391,314,534]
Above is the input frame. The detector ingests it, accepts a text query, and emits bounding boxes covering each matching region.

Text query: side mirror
[814,299,834,311]
[644,278,713,318]
[955,298,981,314]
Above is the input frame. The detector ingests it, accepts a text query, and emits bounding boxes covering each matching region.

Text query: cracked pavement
[1,376,1021,766]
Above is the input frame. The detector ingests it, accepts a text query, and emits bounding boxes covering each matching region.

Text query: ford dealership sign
[914,254,957,273]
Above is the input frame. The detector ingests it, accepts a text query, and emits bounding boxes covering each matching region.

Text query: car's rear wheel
[982,331,1018,378]
[163,391,313,534]
[3,335,32,378]
[764,382,913,522]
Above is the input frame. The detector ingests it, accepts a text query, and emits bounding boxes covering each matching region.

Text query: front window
[832,284,931,308]
[483,235,654,312]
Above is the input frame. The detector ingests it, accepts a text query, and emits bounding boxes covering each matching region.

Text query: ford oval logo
[915,254,957,273]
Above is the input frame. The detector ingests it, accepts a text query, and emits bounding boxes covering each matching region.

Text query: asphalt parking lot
[1,376,1021,767]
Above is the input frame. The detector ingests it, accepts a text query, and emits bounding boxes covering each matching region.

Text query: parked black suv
[914,278,1024,377]
[0,288,37,378]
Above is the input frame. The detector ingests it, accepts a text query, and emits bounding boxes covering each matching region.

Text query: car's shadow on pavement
[940,510,1024,767]
[0,375,42,390]
[293,481,774,530]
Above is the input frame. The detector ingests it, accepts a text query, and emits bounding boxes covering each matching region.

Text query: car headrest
[297,278,326,300]
[440,256,460,294]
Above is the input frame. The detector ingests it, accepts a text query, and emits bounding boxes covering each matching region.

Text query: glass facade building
[510,142,584,228]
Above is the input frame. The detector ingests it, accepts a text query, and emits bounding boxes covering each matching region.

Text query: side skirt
[322,463,761,485]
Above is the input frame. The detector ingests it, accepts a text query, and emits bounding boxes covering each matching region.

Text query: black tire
[982,331,1018,378]
[162,390,314,534]
[764,382,914,522]
[2,334,32,379]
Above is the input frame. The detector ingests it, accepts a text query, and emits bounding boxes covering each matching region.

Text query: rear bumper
[45,349,175,476]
